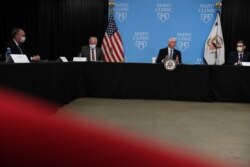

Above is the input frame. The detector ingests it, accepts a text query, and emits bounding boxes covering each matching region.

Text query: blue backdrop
[113,0,221,64]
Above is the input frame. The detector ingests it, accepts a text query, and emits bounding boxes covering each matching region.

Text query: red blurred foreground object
[0,88,238,167]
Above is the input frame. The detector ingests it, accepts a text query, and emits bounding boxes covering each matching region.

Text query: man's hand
[175,55,179,64]
[31,55,41,61]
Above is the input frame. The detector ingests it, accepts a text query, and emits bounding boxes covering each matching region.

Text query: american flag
[101,14,124,62]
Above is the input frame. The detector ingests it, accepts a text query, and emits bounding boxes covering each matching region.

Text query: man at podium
[156,37,182,64]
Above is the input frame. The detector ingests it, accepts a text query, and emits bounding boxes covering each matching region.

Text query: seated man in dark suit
[227,40,250,65]
[156,37,182,64]
[79,36,104,61]
[4,28,40,62]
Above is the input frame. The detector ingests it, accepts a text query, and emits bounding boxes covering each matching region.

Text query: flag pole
[215,2,222,65]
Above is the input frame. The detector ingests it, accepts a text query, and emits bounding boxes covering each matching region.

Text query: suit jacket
[156,47,182,64]
[79,46,104,61]
[227,51,250,65]
[3,40,28,61]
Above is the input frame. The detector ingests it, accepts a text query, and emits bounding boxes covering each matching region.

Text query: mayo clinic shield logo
[157,13,169,23]
[155,3,172,23]
[198,4,216,24]
[114,3,129,22]
[115,12,127,22]
[133,32,150,51]
[201,13,213,23]
[135,41,147,51]
[176,32,192,51]
[177,42,190,51]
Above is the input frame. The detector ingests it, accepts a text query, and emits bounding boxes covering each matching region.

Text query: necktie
[91,49,95,61]
[170,49,173,59]
[241,54,243,61]
[17,44,23,54]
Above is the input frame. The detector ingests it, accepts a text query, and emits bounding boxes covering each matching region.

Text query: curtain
[1,0,250,62]
[221,0,250,62]
[0,0,108,60]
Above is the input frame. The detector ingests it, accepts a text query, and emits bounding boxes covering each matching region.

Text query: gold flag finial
[109,0,115,14]
[109,0,115,7]
[215,2,222,9]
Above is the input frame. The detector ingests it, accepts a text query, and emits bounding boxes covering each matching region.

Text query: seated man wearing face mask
[4,28,40,62]
[227,40,250,65]
[79,36,104,61]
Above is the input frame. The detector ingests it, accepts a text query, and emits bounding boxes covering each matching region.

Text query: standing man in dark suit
[4,28,40,62]
[79,36,104,61]
[227,40,250,65]
[156,37,182,64]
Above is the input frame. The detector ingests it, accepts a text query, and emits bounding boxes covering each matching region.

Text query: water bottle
[5,47,11,62]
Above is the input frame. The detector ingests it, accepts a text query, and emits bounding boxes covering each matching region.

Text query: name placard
[10,54,30,63]
[59,57,68,62]
[73,57,87,62]
[241,62,250,66]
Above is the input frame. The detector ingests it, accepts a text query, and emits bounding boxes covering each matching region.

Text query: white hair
[168,37,176,43]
